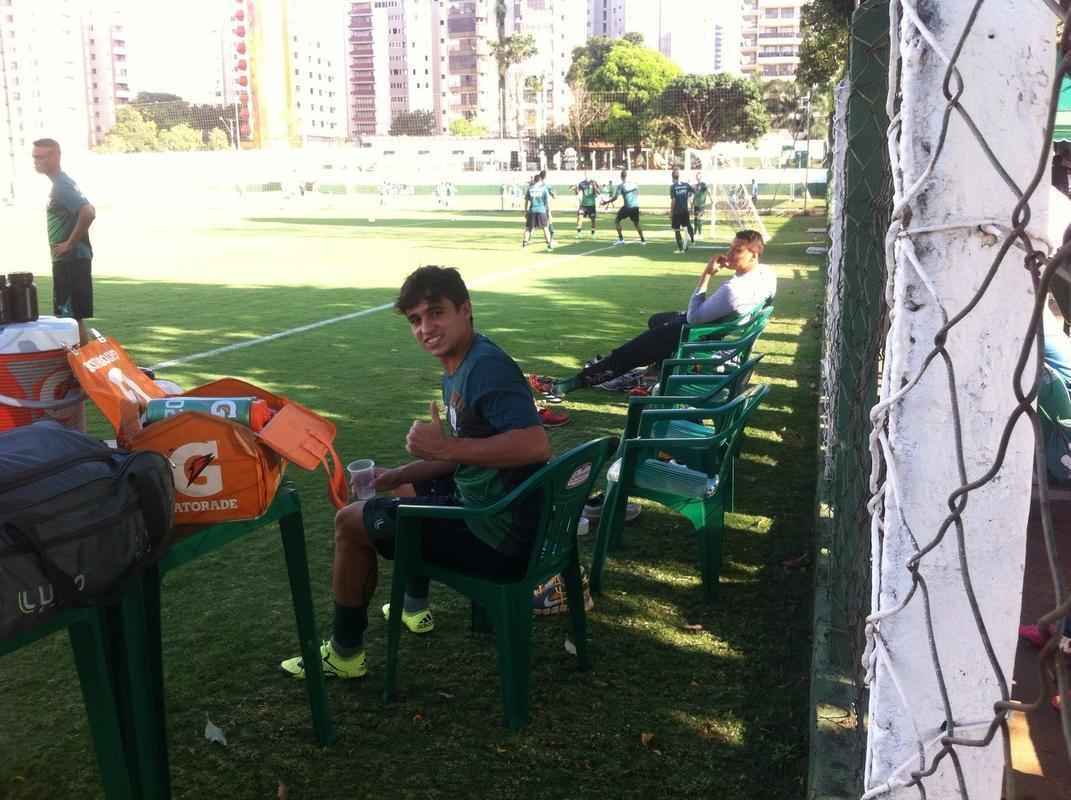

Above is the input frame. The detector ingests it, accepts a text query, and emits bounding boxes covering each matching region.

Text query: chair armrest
[396,503,481,521]
[658,356,733,384]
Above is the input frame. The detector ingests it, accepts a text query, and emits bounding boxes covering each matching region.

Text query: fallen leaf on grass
[278,782,288,800]
[413,712,425,723]
[680,623,705,633]
[437,691,455,700]
[204,715,227,746]
[639,732,662,755]
[564,637,577,655]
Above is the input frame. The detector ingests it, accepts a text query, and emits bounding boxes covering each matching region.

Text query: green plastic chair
[590,385,768,602]
[678,303,774,348]
[1038,363,1071,482]
[1,607,139,799]
[383,436,618,729]
[654,353,765,403]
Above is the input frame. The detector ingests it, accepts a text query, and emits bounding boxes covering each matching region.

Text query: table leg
[278,506,336,745]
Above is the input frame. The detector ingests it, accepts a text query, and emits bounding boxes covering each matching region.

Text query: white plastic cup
[347,459,376,500]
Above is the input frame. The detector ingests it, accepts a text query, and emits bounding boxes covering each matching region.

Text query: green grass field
[0,202,823,799]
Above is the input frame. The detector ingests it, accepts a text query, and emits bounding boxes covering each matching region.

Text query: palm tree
[490,2,536,138]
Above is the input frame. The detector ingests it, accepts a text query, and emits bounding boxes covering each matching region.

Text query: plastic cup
[347,459,376,500]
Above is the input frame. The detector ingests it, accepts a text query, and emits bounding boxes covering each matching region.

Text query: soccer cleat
[532,568,595,616]
[547,241,555,251]
[591,230,596,237]
[381,604,435,634]
[675,248,684,254]
[582,493,640,521]
[280,640,367,680]
[612,239,625,246]
[538,406,570,428]
[639,240,648,246]
[684,239,692,252]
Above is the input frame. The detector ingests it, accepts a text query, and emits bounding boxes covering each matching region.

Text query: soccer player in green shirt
[692,171,711,240]
[573,172,601,238]
[523,173,555,250]
[280,266,550,679]
[601,168,646,245]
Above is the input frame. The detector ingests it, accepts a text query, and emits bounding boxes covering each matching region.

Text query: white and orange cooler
[0,316,83,432]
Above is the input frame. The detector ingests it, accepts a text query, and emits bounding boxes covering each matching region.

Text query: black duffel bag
[0,421,175,641]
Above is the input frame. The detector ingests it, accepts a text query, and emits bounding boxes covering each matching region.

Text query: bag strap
[309,431,349,509]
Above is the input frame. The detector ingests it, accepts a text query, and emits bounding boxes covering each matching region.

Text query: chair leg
[726,458,736,513]
[382,562,408,704]
[279,510,336,745]
[68,612,137,800]
[491,594,532,729]
[589,481,624,596]
[470,601,492,634]
[697,501,725,603]
[562,553,592,672]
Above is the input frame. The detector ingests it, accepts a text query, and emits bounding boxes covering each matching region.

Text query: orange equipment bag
[67,333,348,526]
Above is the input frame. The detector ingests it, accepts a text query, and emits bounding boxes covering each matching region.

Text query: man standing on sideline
[280,266,550,679]
[602,168,646,245]
[669,168,695,253]
[32,138,95,345]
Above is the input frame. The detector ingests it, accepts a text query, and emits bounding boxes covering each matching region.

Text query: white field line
[149,241,625,371]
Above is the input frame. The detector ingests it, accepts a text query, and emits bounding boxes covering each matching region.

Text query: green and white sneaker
[280,640,367,680]
[382,604,435,634]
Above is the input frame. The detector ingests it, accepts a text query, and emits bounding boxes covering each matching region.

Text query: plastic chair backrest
[683,304,774,345]
[519,437,619,583]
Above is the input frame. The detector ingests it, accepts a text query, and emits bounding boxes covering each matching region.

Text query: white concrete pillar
[864,1,1053,797]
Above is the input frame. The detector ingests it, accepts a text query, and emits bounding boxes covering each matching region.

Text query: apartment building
[585,0,657,41]
[82,9,131,147]
[740,0,807,80]
[287,1,348,143]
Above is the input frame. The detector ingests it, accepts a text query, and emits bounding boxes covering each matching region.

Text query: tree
[573,38,680,150]
[797,0,854,88]
[565,79,610,151]
[657,74,769,148]
[96,106,161,153]
[388,109,437,136]
[449,117,489,137]
[207,128,231,150]
[158,122,203,152]
[762,79,828,140]
[490,32,537,138]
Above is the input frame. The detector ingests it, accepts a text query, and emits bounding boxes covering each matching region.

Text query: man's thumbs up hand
[407,400,450,460]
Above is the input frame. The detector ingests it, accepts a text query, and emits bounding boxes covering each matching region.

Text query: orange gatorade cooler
[0,316,83,432]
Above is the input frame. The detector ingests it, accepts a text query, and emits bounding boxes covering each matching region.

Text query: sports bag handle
[310,431,350,509]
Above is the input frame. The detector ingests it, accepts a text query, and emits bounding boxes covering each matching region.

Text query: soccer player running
[523,171,555,250]
[573,171,601,238]
[280,266,550,680]
[692,171,710,240]
[669,168,696,253]
[601,168,646,245]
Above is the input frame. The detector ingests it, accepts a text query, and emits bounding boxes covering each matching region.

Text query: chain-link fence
[860,1,1069,797]
[812,2,892,796]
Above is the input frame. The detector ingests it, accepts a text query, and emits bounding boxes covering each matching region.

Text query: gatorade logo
[209,399,238,419]
[83,349,120,373]
[170,440,224,497]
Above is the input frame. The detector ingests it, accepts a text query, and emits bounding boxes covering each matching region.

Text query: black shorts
[52,257,93,319]
[526,211,549,230]
[579,206,597,220]
[361,478,529,581]
[671,210,691,230]
[616,206,640,224]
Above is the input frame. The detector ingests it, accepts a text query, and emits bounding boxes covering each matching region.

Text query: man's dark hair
[672,168,679,180]
[538,169,547,180]
[32,138,60,152]
[395,265,470,315]
[735,229,765,255]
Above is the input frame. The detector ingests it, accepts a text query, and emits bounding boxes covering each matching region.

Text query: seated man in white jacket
[546,229,775,395]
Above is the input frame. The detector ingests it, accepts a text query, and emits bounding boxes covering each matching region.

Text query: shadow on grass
[0,216,819,800]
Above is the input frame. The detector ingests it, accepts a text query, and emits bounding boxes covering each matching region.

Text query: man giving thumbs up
[281,266,551,680]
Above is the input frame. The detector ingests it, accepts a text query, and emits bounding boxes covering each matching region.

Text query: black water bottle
[0,275,9,324]
[7,272,39,323]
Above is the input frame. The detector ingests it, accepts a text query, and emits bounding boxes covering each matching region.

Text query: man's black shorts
[526,211,549,230]
[361,477,529,580]
[671,210,691,230]
[52,257,93,320]
[616,206,640,225]
[579,205,597,220]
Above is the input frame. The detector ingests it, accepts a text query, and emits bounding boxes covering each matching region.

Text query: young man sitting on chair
[281,266,551,679]
[536,229,775,397]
